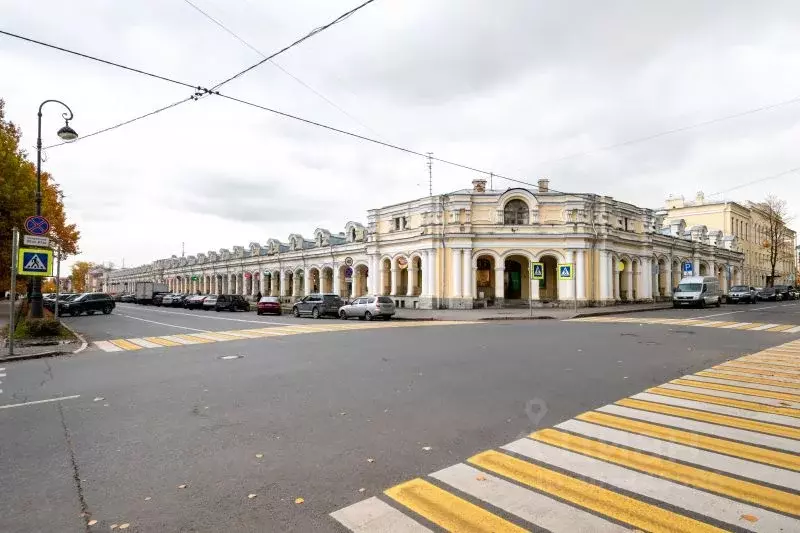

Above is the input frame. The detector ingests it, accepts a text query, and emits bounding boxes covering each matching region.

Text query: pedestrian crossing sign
[530,262,544,280]
[557,263,574,280]
[17,247,53,276]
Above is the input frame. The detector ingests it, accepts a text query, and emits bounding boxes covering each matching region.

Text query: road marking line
[630,392,800,428]
[561,417,800,485]
[598,403,800,453]
[721,321,752,329]
[384,478,526,533]
[530,428,800,515]
[330,496,431,532]
[690,310,748,319]
[116,313,209,332]
[740,358,800,370]
[108,339,142,351]
[659,383,800,409]
[755,351,800,360]
[116,304,287,325]
[94,340,123,352]
[745,354,800,364]
[647,386,800,418]
[722,361,800,375]
[179,334,214,344]
[768,324,798,332]
[686,374,800,394]
[704,321,740,328]
[219,330,265,338]
[430,463,631,533]
[143,336,181,347]
[750,323,780,331]
[0,395,81,410]
[126,338,161,349]
[703,368,800,385]
[160,335,201,345]
[671,378,800,402]
[697,370,800,389]
[191,332,240,341]
[470,448,726,533]
[719,363,800,380]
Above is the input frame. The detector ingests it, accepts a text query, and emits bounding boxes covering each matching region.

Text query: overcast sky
[2,0,799,270]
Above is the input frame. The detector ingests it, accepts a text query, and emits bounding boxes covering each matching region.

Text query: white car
[338,295,395,320]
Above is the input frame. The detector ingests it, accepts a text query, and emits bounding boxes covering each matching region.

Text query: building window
[393,216,407,231]
[503,199,529,225]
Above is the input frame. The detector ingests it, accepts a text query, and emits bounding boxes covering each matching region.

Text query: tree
[41,279,57,293]
[70,261,92,293]
[0,98,80,292]
[755,195,794,286]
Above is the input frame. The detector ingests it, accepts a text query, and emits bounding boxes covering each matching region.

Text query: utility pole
[8,228,19,357]
[181,242,185,258]
[426,152,433,196]
[489,172,494,191]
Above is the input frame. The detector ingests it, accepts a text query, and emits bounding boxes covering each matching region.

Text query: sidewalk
[392,302,673,321]
[0,300,84,360]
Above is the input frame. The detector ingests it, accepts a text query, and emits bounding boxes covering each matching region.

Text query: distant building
[106,179,743,308]
[87,265,113,292]
[663,192,796,287]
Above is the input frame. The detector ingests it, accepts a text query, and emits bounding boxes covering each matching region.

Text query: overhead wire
[0,29,199,90]
[180,0,385,139]
[208,0,378,91]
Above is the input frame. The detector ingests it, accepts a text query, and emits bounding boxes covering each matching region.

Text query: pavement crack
[40,358,54,388]
[57,402,91,533]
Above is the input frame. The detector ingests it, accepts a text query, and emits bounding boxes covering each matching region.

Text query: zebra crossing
[92,320,477,352]
[571,315,800,334]
[330,339,800,532]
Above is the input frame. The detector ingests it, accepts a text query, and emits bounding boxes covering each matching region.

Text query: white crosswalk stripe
[632,391,800,426]
[93,340,123,352]
[329,497,432,532]
[659,382,800,408]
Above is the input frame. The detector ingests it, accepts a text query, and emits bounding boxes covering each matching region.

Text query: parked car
[338,295,395,320]
[184,295,207,309]
[45,293,77,312]
[59,293,115,316]
[120,293,136,303]
[292,293,344,318]
[758,287,780,301]
[161,293,183,306]
[170,294,189,307]
[202,295,218,311]
[672,276,721,308]
[215,294,249,312]
[256,296,282,315]
[791,286,799,300]
[112,294,123,302]
[773,285,792,301]
[152,292,168,306]
[727,285,757,304]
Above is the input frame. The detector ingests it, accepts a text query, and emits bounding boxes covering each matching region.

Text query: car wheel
[699,299,706,309]
[257,311,262,316]
[339,310,348,320]
[312,307,320,319]
[715,298,721,308]
[365,311,373,321]
[102,305,112,315]
[293,307,300,317]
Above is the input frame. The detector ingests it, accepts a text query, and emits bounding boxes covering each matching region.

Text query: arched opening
[699,262,708,276]
[294,269,305,297]
[381,258,392,296]
[284,271,293,297]
[717,265,726,293]
[410,256,423,296]
[503,199,529,225]
[475,255,495,301]
[321,267,334,293]
[619,258,632,301]
[396,256,409,296]
[353,265,368,297]
[632,260,640,300]
[308,267,320,293]
[350,227,356,241]
[539,255,559,301]
[245,273,253,295]
[658,258,668,297]
[503,254,530,301]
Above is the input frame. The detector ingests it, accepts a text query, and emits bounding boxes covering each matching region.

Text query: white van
[673,276,721,308]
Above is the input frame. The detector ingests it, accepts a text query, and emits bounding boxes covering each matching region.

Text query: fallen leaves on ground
[255,453,263,459]
[93,397,104,402]
[358,488,365,493]
[422,446,432,451]
[294,497,304,504]
[367,458,374,463]
[248,494,258,499]
[87,519,97,526]
[475,475,486,481]
[741,514,759,523]
[178,484,188,489]
[144,497,151,501]
[119,524,130,530]
[110,525,118,530]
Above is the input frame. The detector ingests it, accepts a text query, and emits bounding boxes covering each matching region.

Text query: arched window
[503,199,529,225]
[350,227,357,241]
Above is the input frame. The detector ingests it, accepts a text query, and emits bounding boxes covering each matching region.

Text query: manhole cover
[218,354,244,360]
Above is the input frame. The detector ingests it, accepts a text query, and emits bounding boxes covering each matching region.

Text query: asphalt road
[1,302,798,532]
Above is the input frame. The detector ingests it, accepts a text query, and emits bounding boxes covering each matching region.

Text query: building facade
[105,179,744,308]
[663,193,797,287]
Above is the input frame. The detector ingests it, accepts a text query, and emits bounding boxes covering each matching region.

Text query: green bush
[25,318,63,337]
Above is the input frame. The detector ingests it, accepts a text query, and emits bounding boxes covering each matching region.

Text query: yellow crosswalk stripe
[530,428,800,515]
[468,449,724,533]
[616,398,800,439]
[703,321,738,328]
[143,336,181,347]
[671,378,800,403]
[575,411,800,471]
[108,339,142,351]
[740,357,800,369]
[196,331,241,341]
[744,355,800,365]
[698,370,800,390]
[752,352,800,362]
[717,363,800,380]
[384,478,526,532]
[176,334,213,344]
[647,386,800,418]
[767,324,798,332]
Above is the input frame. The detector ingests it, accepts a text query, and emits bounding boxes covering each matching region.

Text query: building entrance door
[505,259,522,299]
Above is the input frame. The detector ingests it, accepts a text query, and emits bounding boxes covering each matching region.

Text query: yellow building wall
[539,206,564,224]
[471,205,494,223]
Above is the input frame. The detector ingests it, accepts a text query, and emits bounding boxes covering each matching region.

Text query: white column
[391,266,400,295]
[665,263,673,296]
[407,265,417,296]
[625,266,633,301]
[494,266,505,301]
[462,250,472,299]
[334,267,342,296]
[576,249,586,300]
[560,250,575,300]
[421,252,430,296]
[693,254,700,276]
[452,248,463,298]
[599,251,609,300]
[304,268,312,296]
[613,259,621,300]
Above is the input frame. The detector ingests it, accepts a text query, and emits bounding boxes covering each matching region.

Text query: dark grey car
[292,293,344,318]
[728,285,757,304]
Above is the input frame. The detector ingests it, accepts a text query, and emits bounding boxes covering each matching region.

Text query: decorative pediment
[207,251,218,262]
[196,253,206,264]
[314,228,331,247]
[186,255,196,265]
[288,233,305,251]
[219,248,231,260]
[249,242,263,255]
[267,239,283,254]
[233,246,245,258]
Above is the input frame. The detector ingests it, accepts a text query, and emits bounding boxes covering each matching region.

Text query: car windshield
[675,283,702,292]
[774,286,787,291]
[730,286,749,291]
[762,288,775,294]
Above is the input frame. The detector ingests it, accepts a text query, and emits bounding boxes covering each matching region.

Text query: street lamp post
[31,100,78,319]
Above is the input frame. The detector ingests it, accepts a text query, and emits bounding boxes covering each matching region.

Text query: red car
[257,296,282,315]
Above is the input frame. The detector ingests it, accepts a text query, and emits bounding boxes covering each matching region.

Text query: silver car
[339,295,396,320]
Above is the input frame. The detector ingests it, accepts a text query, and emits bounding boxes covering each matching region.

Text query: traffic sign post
[17,248,53,277]
[8,228,19,356]
[530,262,544,280]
